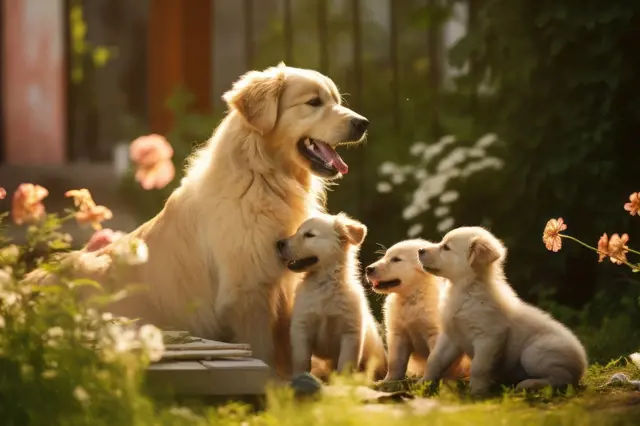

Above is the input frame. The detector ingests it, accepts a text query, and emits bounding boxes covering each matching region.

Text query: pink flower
[0,187,6,200]
[597,233,609,263]
[608,233,630,265]
[12,184,48,225]
[85,228,124,252]
[65,189,94,209]
[624,192,640,216]
[135,159,175,190]
[129,134,175,190]
[75,205,113,231]
[65,188,113,230]
[543,218,567,252]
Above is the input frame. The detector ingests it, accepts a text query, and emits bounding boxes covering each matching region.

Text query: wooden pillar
[2,0,66,165]
[148,0,213,135]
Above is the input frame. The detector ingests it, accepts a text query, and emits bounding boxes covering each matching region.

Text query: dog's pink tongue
[316,142,349,174]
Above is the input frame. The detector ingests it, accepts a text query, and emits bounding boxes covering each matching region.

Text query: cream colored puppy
[418,227,588,395]
[366,239,470,382]
[277,213,387,380]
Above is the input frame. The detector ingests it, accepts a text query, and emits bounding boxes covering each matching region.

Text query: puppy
[277,213,387,381]
[418,226,588,395]
[366,239,470,382]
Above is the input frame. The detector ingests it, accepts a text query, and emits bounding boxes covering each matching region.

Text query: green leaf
[70,278,103,290]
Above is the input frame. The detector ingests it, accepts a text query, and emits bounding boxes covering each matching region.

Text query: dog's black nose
[418,248,426,256]
[351,117,369,136]
[276,240,286,252]
[365,266,375,275]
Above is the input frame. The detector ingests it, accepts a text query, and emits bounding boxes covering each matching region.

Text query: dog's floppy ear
[222,66,286,134]
[468,236,505,268]
[335,213,367,246]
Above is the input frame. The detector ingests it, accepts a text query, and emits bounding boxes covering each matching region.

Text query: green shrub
[0,189,202,426]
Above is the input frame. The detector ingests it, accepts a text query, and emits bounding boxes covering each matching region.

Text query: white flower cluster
[378,133,503,237]
[0,266,20,332]
[110,234,149,266]
[100,321,165,362]
[630,352,640,370]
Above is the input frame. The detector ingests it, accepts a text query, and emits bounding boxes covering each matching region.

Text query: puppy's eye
[306,97,323,107]
[390,257,402,263]
[442,244,451,251]
[304,232,316,238]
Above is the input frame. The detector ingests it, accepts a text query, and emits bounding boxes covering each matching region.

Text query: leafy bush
[0,184,205,425]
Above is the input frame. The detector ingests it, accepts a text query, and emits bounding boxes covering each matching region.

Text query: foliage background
[118,0,640,363]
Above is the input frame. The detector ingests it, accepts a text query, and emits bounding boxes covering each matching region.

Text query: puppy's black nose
[351,117,369,136]
[418,248,426,256]
[276,240,286,252]
[365,266,375,275]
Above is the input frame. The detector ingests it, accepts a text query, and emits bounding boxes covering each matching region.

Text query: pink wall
[2,0,66,165]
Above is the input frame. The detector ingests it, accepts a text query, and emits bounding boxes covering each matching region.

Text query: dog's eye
[442,244,451,251]
[306,97,323,107]
[304,232,316,238]
[390,257,402,263]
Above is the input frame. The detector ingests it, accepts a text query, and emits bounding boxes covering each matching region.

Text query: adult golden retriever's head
[223,63,368,179]
[365,239,439,295]
[418,226,507,283]
[276,213,367,272]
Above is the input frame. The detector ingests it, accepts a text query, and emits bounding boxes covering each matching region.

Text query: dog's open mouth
[372,279,402,290]
[285,256,319,272]
[297,138,348,178]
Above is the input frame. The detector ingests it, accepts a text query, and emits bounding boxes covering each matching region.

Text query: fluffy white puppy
[277,213,387,380]
[366,239,470,382]
[418,226,588,395]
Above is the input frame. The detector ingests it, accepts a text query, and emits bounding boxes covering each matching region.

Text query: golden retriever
[366,239,470,382]
[26,63,369,378]
[278,213,387,381]
[418,226,588,395]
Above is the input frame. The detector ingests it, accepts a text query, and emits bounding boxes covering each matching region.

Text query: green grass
[168,357,640,426]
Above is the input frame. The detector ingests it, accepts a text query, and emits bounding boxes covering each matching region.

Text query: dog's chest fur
[441,282,506,357]
[293,275,365,361]
[201,171,321,287]
[385,288,440,358]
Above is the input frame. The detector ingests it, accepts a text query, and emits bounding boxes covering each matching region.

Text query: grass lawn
[172,357,640,426]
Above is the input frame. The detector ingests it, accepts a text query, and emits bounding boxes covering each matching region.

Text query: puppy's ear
[468,236,505,268]
[222,67,286,134]
[335,213,367,246]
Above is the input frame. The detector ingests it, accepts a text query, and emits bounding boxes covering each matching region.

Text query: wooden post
[148,0,213,135]
[2,0,66,165]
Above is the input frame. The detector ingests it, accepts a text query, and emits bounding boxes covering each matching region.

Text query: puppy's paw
[374,378,406,393]
[416,376,440,396]
[291,372,323,399]
[469,380,492,398]
[469,385,491,399]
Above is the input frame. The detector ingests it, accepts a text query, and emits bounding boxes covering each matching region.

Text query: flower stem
[625,247,640,257]
[560,234,639,270]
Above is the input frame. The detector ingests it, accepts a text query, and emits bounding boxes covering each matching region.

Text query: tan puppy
[418,227,588,395]
[366,239,469,382]
[277,213,387,381]
[26,64,369,378]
